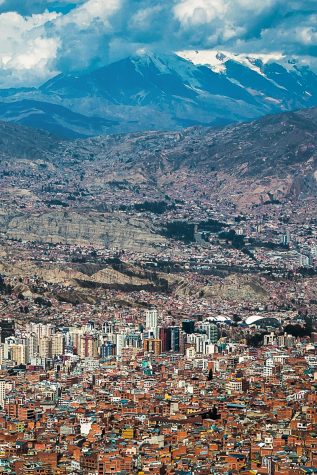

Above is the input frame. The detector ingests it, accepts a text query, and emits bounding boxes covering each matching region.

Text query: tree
[207,369,213,381]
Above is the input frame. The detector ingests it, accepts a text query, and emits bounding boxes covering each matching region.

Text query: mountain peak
[1,51,317,138]
[129,50,189,74]
[177,49,308,75]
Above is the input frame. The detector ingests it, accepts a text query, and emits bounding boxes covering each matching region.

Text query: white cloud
[130,5,163,31]
[58,0,121,28]
[236,0,274,11]
[0,0,122,86]
[0,11,60,86]
[174,0,227,27]
[0,0,316,87]
[297,26,317,45]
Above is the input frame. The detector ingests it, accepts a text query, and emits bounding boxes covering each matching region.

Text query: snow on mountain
[177,50,286,73]
[177,49,317,106]
[0,51,317,138]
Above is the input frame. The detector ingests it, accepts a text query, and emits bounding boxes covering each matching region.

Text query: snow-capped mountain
[0,50,317,138]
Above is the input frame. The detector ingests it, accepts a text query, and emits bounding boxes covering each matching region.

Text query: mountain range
[1,51,317,138]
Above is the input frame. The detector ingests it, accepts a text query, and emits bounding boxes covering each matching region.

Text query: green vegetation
[162,221,195,242]
[218,229,245,249]
[198,218,227,233]
[284,317,313,337]
[134,201,175,214]
[45,199,69,207]
[120,200,176,215]
[246,332,266,347]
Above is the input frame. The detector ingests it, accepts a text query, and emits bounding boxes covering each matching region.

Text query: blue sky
[0,0,316,87]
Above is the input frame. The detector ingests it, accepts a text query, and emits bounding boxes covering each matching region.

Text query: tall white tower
[0,381,6,408]
[145,309,158,330]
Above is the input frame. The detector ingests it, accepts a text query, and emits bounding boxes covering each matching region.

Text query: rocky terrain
[0,105,317,308]
[0,106,317,248]
[2,211,165,251]
[0,241,273,307]
[0,255,169,295]
[62,107,317,180]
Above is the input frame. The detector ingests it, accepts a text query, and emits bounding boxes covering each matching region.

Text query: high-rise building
[159,327,171,353]
[182,320,195,334]
[145,309,158,330]
[11,343,28,365]
[78,335,99,359]
[0,344,4,364]
[143,339,162,355]
[103,321,115,335]
[27,335,38,360]
[52,333,64,357]
[0,380,5,407]
[187,333,209,354]
[86,321,95,331]
[281,230,291,246]
[125,334,142,348]
[26,323,55,340]
[170,326,180,352]
[100,342,116,359]
[299,254,311,267]
[39,337,52,359]
[69,327,83,354]
[4,336,16,360]
[264,332,276,346]
[159,326,182,353]
[202,322,219,344]
[179,331,186,355]
[115,333,126,357]
[0,320,15,343]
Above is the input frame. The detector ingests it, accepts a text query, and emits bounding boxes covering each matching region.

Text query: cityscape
[0,1,317,475]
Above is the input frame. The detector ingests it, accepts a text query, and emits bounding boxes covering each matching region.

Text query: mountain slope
[1,51,317,138]
[63,107,317,179]
[1,106,316,181]
[180,50,317,110]
[0,99,118,139]
[0,120,59,160]
[0,107,317,248]
[53,106,317,208]
[41,51,317,113]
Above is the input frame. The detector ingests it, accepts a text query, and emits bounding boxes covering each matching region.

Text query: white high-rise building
[27,335,39,360]
[187,333,209,354]
[4,336,16,360]
[26,323,55,339]
[145,309,158,330]
[39,336,52,359]
[52,333,65,357]
[115,333,126,357]
[0,344,4,364]
[0,381,5,408]
[103,321,115,335]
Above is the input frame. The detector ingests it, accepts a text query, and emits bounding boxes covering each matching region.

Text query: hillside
[0,120,59,160]
[0,107,316,247]
[63,107,317,177]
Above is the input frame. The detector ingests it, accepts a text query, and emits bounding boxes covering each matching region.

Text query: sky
[0,0,316,87]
